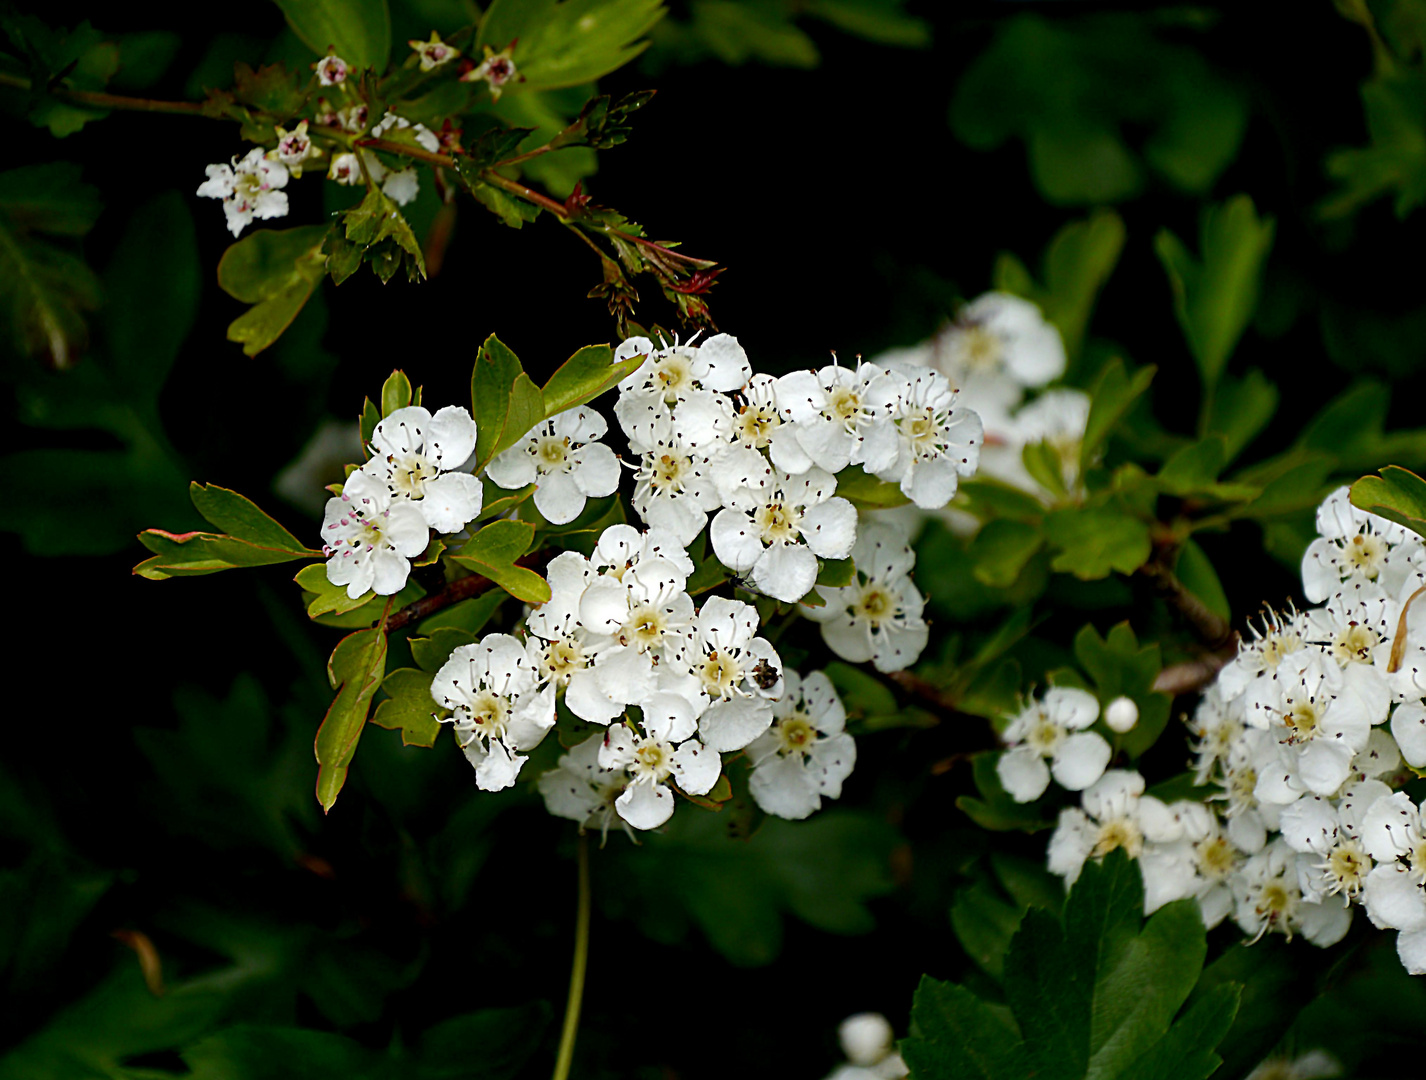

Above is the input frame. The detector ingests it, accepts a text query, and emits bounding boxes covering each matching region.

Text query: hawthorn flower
[578,559,696,709]
[409,31,459,70]
[328,149,418,208]
[537,733,628,840]
[523,551,614,722]
[598,693,721,829]
[1137,803,1241,926]
[710,466,857,603]
[320,468,429,598]
[1231,838,1352,946]
[1302,486,1424,604]
[1256,649,1379,799]
[314,52,348,85]
[825,1012,908,1080]
[806,521,928,672]
[996,686,1111,802]
[675,596,785,752]
[614,334,747,451]
[268,121,321,176]
[775,358,900,476]
[371,110,441,152]
[936,292,1066,430]
[431,634,555,791]
[363,405,482,533]
[589,523,694,586]
[486,406,620,524]
[867,366,982,509]
[629,416,725,545]
[461,42,522,99]
[1279,781,1389,903]
[1219,605,1309,721]
[747,670,855,820]
[1047,770,1181,888]
[196,148,289,237]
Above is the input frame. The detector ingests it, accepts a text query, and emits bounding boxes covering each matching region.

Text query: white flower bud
[1105,696,1139,734]
[838,1012,894,1067]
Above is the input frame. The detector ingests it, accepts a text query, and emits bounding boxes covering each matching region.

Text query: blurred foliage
[7,1,1426,1079]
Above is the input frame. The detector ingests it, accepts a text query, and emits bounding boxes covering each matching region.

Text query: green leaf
[957,753,1049,833]
[969,519,1042,589]
[463,171,543,229]
[182,1025,380,1080]
[1153,195,1275,392]
[217,225,330,357]
[409,628,479,672]
[1117,984,1241,1080]
[1081,358,1156,469]
[294,563,424,624]
[451,519,551,604]
[341,188,425,283]
[271,0,392,71]
[471,334,547,469]
[1322,69,1426,219]
[416,1003,551,1080]
[478,0,666,90]
[950,881,1026,982]
[380,369,413,415]
[1203,368,1278,465]
[816,556,856,589]
[1351,464,1426,539]
[315,625,389,812]
[1043,506,1151,580]
[837,465,910,509]
[1021,439,1069,498]
[903,975,1024,1080]
[541,342,645,416]
[0,162,102,367]
[479,480,538,521]
[134,529,317,579]
[189,483,310,552]
[371,667,444,747]
[1072,622,1171,758]
[1174,539,1230,625]
[1156,436,1250,499]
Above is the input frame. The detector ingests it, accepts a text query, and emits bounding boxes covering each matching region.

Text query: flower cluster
[1029,486,1426,972]
[320,405,483,599]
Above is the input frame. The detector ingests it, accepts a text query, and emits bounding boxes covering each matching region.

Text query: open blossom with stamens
[589,523,694,585]
[196,148,289,237]
[409,31,459,70]
[314,52,348,85]
[672,596,785,751]
[268,121,321,176]
[1231,838,1352,946]
[362,405,483,533]
[629,415,726,545]
[866,366,982,509]
[460,42,522,99]
[486,405,620,524]
[775,358,900,476]
[935,291,1066,432]
[320,469,429,598]
[1279,781,1389,903]
[431,634,555,791]
[709,465,857,603]
[598,693,720,829]
[537,733,629,840]
[1302,486,1425,604]
[522,551,613,723]
[996,686,1111,803]
[1047,770,1181,889]
[578,558,696,712]
[1360,791,1426,971]
[805,521,928,672]
[746,670,855,820]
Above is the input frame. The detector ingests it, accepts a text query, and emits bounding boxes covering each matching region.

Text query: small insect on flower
[752,658,781,691]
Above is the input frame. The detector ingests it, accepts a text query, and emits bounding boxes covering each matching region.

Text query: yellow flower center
[754,501,802,545]
[537,435,571,470]
[699,650,743,700]
[776,714,817,756]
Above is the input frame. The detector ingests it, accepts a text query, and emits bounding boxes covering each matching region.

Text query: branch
[1152,646,1236,697]
[384,550,551,633]
[1138,545,1235,650]
[0,72,204,115]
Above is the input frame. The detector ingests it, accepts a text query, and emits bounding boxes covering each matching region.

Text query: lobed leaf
[370,667,444,747]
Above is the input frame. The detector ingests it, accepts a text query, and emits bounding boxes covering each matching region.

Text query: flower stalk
[552,832,591,1080]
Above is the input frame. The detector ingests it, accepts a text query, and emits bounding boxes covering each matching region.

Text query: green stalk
[552,832,591,1080]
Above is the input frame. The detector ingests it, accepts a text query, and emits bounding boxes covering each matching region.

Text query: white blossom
[997,687,1110,802]
[431,634,556,791]
[710,465,857,603]
[1302,486,1424,604]
[598,693,720,829]
[537,733,628,840]
[363,405,483,533]
[673,596,785,752]
[486,405,620,524]
[613,334,751,434]
[268,121,321,176]
[775,358,900,476]
[409,32,459,70]
[806,521,928,672]
[746,670,854,819]
[314,53,348,85]
[628,414,725,545]
[320,468,429,599]
[866,365,982,508]
[578,558,696,712]
[1047,770,1181,889]
[196,148,289,237]
[1105,695,1139,733]
[1231,838,1352,946]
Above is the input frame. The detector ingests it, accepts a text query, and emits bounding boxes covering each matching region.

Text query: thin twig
[0,72,205,115]
[1152,646,1236,697]
[1138,547,1235,649]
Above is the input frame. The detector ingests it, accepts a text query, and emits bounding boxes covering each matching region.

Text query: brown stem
[0,72,205,115]
[355,136,459,171]
[1138,550,1235,650]
[1152,647,1236,697]
[385,550,550,632]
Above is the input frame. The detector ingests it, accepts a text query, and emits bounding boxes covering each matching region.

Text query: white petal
[671,739,720,795]
[426,405,479,469]
[368,549,411,595]
[799,497,858,560]
[751,543,818,604]
[1278,796,1338,854]
[1050,732,1112,792]
[821,615,874,664]
[642,691,698,743]
[1296,898,1352,948]
[903,456,962,509]
[1398,928,1426,974]
[698,696,773,752]
[535,470,587,525]
[1295,740,1355,797]
[486,446,538,488]
[1392,703,1426,767]
[1044,687,1100,730]
[564,667,623,725]
[750,755,821,819]
[616,782,674,830]
[710,508,764,573]
[420,471,483,533]
[808,732,856,796]
[471,738,526,791]
[997,747,1051,803]
[870,618,928,672]
[571,441,620,497]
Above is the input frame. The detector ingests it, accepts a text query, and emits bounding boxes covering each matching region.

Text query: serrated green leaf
[217,225,330,357]
[371,667,444,747]
[1154,195,1274,392]
[451,519,550,604]
[1322,69,1426,219]
[542,342,645,416]
[1072,622,1171,758]
[461,169,543,229]
[1081,358,1156,469]
[1117,984,1241,1080]
[1204,368,1278,465]
[342,188,425,282]
[477,0,665,91]
[951,881,1025,982]
[1043,506,1151,580]
[903,974,1024,1080]
[272,0,392,71]
[1351,465,1426,539]
[315,624,389,812]
[189,483,311,553]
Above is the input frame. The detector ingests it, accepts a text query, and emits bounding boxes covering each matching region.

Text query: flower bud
[1105,695,1139,733]
[838,1012,894,1067]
